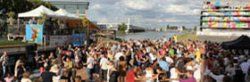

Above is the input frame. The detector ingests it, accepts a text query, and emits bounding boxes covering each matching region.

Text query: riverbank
[177,32,238,42]
[117,31,180,40]
[0,40,31,48]
[176,32,198,41]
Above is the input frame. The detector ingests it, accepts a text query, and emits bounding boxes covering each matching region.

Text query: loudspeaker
[25,44,37,53]
[25,44,37,70]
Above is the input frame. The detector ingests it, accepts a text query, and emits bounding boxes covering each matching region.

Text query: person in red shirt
[125,67,138,82]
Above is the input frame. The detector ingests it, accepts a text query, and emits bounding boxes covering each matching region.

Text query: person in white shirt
[240,60,250,82]
[145,67,154,82]
[86,54,95,80]
[100,55,109,81]
[223,57,230,66]
[240,60,249,74]
[225,63,235,78]
[50,61,60,82]
[115,51,124,61]
[0,51,9,77]
[165,56,174,64]
[115,51,124,67]
[193,62,201,82]
[239,55,245,63]
[205,69,224,82]
[149,53,156,63]
[170,67,180,82]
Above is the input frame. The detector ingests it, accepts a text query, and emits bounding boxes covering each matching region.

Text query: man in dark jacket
[41,67,56,82]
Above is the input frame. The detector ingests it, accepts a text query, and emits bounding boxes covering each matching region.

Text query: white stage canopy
[18,5,60,18]
[55,9,80,19]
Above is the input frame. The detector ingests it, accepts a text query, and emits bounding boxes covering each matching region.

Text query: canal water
[117,31,181,40]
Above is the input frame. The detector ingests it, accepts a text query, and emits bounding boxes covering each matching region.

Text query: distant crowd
[0,36,249,82]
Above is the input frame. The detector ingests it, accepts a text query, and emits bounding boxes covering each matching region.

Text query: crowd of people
[0,36,249,82]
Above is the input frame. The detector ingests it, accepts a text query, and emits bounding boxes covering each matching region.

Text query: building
[97,24,108,30]
[96,23,145,33]
[198,1,250,36]
[43,0,89,16]
[127,25,145,33]
[97,23,119,30]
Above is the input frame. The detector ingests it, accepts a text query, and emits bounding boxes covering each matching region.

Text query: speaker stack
[25,44,38,70]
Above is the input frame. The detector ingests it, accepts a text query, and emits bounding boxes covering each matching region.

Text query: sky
[87,0,250,28]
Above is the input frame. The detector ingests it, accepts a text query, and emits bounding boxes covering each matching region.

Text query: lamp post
[83,11,90,47]
[87,18,90,47]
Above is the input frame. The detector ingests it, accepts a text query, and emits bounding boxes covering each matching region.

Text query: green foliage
[118,23,127,33]
[0,0,57,18]
[82,16,90,27]
[31,0,43,4]
[0,0,57,37]
[37,13,47,24]
[182,26,186,30]
[166,26,178,30]
[0,15,8,38]
[7,11,15,18]
[193,26,197,31]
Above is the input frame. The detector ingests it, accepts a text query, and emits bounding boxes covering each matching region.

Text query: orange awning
[82,16,100,31]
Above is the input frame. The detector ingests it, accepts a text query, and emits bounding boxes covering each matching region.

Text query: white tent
[55,9,80,19]
[18,5,59,18]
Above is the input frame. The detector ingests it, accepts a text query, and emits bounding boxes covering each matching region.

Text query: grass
[116,31,127,36]
[177,32,198,41]
[0,39,31,47]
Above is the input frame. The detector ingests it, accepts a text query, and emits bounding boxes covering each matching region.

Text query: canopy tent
[221,35,250,49]
[55,9,80,19]
[18,5,59,18]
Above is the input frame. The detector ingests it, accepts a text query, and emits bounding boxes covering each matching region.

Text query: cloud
[164,4,189,13]
[161,3,201,16]
[91,4,101,10]
[158,18,182,23]
[87,0,204,28]
[121,0,154,10]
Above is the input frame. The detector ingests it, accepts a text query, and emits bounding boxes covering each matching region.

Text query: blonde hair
[22,72,30,78]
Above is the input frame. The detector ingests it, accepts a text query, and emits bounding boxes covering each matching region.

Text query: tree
[82,16,90,27]
[37,13,46,24]
[118,23,127,33]
[182,26,186,30]
[0,14,7,38]
[0,0,57,18]
[0,0,58,37]
[194,26,197,31]
[7,11,14,18]
[6,11,15,26]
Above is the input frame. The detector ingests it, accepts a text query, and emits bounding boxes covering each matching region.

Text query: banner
[49,35,71,46]
[25,24,43,44]
[71,33,86,47]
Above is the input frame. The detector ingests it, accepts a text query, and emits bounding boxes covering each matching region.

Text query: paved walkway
[0,45,57,54]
